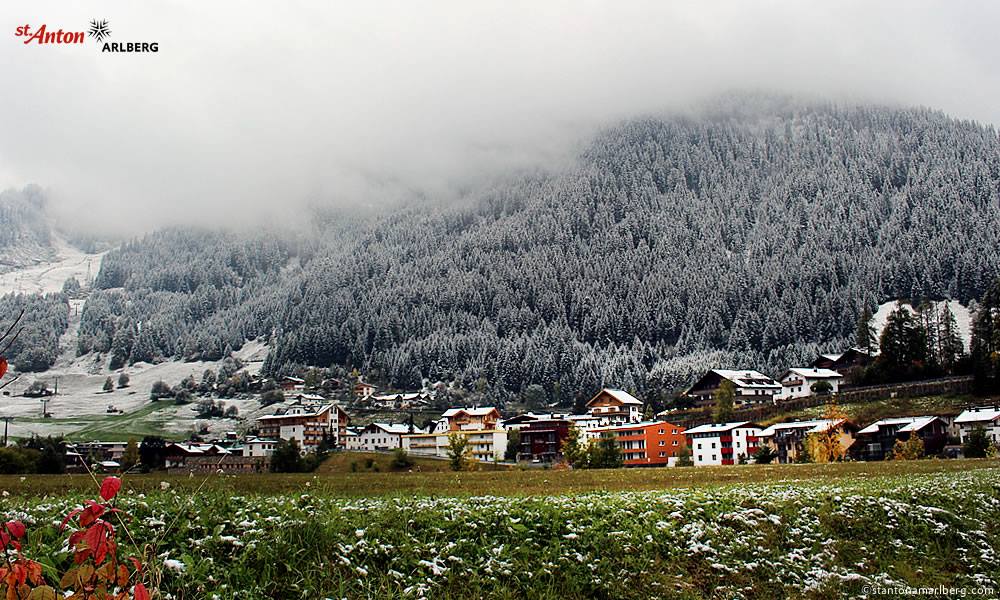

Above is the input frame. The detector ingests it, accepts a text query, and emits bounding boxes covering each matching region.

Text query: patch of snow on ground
[871,300,973,353]
[0,236,105,295]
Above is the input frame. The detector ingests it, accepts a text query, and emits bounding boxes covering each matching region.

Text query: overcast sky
[1,1,999,234]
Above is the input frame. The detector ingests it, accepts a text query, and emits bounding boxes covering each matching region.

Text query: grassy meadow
[3,460,999,598]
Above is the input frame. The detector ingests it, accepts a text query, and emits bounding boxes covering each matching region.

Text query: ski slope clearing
[0,236,105,295]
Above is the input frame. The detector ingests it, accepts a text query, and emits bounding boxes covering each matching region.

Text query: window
[736,442,741,448]
[659,451,666,457]
[711,442,716,449]
[697,455,703,462]
[658,440,665,446]
[672,440,678,446]
[672,429,678,434]
[712,455,717,461]
[658,429,665,434]
[697,443,702,450]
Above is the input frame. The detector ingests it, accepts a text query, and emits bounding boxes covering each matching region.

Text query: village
[60,347,1000,475]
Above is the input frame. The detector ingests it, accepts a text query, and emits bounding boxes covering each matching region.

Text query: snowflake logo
[88,19,111,43]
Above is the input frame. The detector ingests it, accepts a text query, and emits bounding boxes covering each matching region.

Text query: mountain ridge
[9,98,1000,404]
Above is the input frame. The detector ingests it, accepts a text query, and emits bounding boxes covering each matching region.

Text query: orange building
[594,421,687,466]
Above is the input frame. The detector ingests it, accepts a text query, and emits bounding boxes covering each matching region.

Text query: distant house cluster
[681,348,871,409]
[60,349,995,474]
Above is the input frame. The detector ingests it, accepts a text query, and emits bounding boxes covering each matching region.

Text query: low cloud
[1,1,998,234]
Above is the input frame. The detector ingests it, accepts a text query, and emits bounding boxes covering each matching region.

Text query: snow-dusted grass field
[2,341,270,441]
[4,462,999,598]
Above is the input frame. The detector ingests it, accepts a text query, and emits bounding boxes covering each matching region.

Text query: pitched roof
[586,388,643,407]
[711,370,781,389]
[857,416,942,435]
[257,403,334,421]
[244,437,279,444]
[442,407,498,417]
[365,422,418,435]
[781,368,843,380]
[501,412,570,424]
[684,421,759,435]
[759,419,847,437]
[954,407,1000,424]
[373,392,426,401]
[167,442,231,455]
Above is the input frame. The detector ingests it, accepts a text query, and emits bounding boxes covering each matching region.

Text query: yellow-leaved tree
[890,435,925,460]
[806,399,849,463]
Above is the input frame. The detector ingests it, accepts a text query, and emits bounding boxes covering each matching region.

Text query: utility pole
[1,417,11,446]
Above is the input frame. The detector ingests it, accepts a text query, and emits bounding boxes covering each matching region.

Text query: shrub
[260,390,284,407]
[0,446,40,474]
[0,476,149,599]
[963,427,994,458]
[753,445,777,464]
[447,433,469,471]
[390,448,414,470]
[891,435,925,460]
[149,380,172,400]
[270,439,305,473]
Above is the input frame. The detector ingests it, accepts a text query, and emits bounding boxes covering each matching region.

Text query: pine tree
[937,304,965,373]
[855,306,876,354]
[971,280,1000,393]
[876,305,927,381]
[713,379,736,423]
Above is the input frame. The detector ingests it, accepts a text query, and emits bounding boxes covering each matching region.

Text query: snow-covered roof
[781,368,843,380]
[685,421,758,435]
[586,388,643,406]
[759,419,846,437]
[857,416,941,435]
[442,407,498,417]
[712,370,781,389]
[258,403,335,420]
[167,442,231,455]
[373,392,426,401]
[366,422,418,435]
[955,407,1000,424]
[296,393,326,402]
[99,461,120,468]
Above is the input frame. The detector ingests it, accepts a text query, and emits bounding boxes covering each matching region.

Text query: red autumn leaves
[2,476,150,599]
[1,519,46,598]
